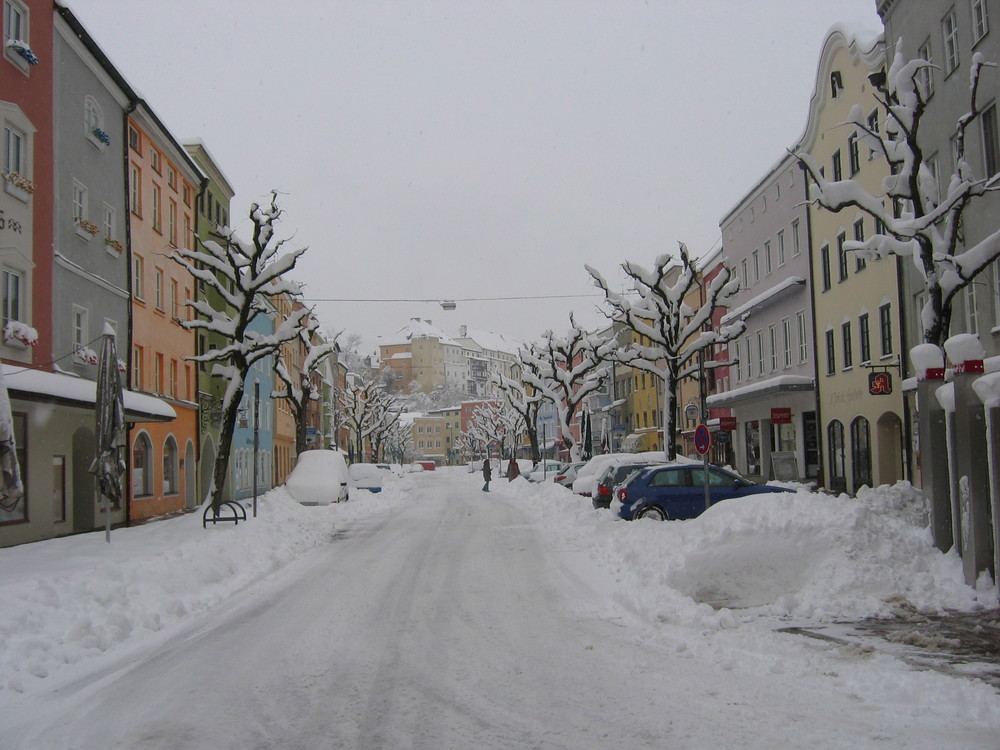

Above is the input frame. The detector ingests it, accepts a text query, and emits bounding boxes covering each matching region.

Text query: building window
[167,165,176,190]
[942,9,960,74]
[848,133,861,175]
[163,436,178,495]
[879,303,893,356]
[4,0,30,71]
[168,199,177,246]
[982,103,999,177]
[796,310,808,364]
[752,249,760,282]
[72,180,88,224]
[169,359,177,398]
[782,317,792,368]
[764,240,773,275]
[972,0,990,43]
[72,305,87,351]
[83,96,106,147]
[132,345,142,387]
[853,219,867,271]
[3,122,25,177]
[129,164,141,215]
[837,232,849,281]
[791,218,801,256]
[150,147,161,173]
[966,282,979,334]
[832,149,843,181]
[132,432,153,497]
[154,353,163,394]
[133,254,144,300]
[756,329,764,375]
[128,124,140,153]
[740,258,749,289]
[768,324,777,372]
[777,229,786,266]
[917,38,934,99]
[842,321,853,369]
[2,268,21,327]
[825,329,836,375]
[151,183,161,232]
[820,244,831,291]
[859,313,871,364]
[154,267,164,311]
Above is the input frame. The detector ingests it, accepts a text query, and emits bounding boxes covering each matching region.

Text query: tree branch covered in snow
[169,191,310,509]
[338,373,403,462]
[795,42,1000,349]
[465,399,523,460]
[587,243,744,461]
[517,316,616,462]
[492,365,544,463]
[274,311,340,455]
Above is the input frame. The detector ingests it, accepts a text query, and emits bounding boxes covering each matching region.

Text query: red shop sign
[771,407,792,424]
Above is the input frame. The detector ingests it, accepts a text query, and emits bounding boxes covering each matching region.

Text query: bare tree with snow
[518,317,616,462]
[587,243,744,462]
[492,366,543,463]
[170,191,310,511]
[339,373,402,462]
[274,312,340,455]
[795,44,1000,350]
[466,399,523,460]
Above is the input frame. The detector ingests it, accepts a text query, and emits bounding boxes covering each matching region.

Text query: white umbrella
[0,366,24,514]
[89,326,125,542]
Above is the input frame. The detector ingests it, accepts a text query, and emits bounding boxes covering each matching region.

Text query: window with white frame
[83,96,106,147]
[966,281,979,334]
[782,317,792,368]
[154,267,164,311]
[768,324,777,372]
[4,0,30,71]
[942,9,960,74]
[848,132,861,175]
[2,267,21,326]
[764,240,773,275]
[72,305,87,351]
[797,310,808,364]
[129,163,140,215]
[982,103,999,177]
[791,218,801,256]
[972,0,990,43]
[859,313,871,364]
[777,229,786,266]
[752,249,760,282]
[4,121,25,175]
[151,183,161,232]
[133,254,144,300]
[853,219,866,272]
[168,198,177,246]
[756,329,764,375]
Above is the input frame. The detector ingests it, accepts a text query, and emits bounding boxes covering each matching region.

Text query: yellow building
[799,29,909,493]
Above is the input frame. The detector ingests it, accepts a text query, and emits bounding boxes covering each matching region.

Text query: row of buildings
[597,3,1000,503]
[0,1,347,547]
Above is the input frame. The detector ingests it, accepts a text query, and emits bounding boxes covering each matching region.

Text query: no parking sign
[694,424,711,455]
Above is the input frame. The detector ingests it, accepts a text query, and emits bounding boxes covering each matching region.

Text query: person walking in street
[506,457,520,481]
[482,460,492,492]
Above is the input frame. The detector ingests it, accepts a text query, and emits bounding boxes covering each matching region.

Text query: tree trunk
[210,384,244,513]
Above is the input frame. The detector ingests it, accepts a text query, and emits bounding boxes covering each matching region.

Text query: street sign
[694,424,711,455]
[715,432,730,444]
[719,416,737,431]
[869,371,893,395]
[685,403,699,422]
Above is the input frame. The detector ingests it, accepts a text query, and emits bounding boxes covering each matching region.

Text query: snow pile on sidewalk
[0,480,410,695]
[505,478,997,630]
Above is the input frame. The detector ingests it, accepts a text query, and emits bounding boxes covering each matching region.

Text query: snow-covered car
[526,461,565,482]
[572,452,668,497]
[376,463,405,478]
[614,463,794,520]
[285,450,349,505]
[348,463,383,493]
[552,461,585,488]
[591,462,657,509]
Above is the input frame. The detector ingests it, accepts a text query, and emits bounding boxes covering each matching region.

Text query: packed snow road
[3,471,996,749]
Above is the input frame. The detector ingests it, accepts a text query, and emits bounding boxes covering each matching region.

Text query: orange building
[272,290,298,483]
[126,103,204,520]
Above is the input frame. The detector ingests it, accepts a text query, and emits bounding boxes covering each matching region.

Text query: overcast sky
[68,0,882,353]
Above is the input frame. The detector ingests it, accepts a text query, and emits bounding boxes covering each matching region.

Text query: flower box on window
[3,171,35,201]
[74,346,99,366]
[75,217,99,238]
[6,39,39,66]
[117,358,127,373]
[104,236,124,253]
[92,128,110,146]
[3,320,38,348]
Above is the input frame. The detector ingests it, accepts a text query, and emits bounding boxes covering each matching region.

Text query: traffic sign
[694,424,711,455]
[715,432,730,444]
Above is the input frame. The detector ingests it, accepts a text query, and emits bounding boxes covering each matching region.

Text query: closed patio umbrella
[0,366,24,514]
[90,326,125,542]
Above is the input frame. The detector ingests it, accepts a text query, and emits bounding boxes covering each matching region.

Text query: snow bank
[504,479,995,631]
[0,480,411,695]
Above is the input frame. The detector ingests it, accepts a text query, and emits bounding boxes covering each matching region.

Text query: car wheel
[635,505,667,521]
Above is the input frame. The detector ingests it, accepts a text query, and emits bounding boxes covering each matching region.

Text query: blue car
[614,463,794,521]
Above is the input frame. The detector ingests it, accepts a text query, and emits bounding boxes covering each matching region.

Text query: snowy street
[2,470,1000,749]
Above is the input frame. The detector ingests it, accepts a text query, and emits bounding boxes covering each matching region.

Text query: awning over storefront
[3,365,176,422]
[706,375,814,408]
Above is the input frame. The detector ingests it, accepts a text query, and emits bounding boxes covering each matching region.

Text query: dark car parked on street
[614,463,794,521]
[592,462,656,509]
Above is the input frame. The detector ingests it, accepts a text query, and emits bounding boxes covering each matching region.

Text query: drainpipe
[799,162,824,488]
[122,98,137,527]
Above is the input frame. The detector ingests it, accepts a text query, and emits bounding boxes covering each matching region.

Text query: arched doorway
[72,426,96,532]
[876,411,904,486]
